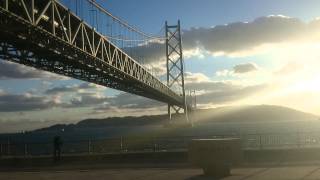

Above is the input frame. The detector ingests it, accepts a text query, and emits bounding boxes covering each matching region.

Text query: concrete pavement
[1,165,320,180]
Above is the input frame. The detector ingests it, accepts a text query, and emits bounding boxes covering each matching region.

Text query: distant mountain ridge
[194,105,318,124]
[34,105,318,132]
[1,105,318,143]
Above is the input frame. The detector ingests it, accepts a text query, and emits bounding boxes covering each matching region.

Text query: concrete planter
[189,138,242,177]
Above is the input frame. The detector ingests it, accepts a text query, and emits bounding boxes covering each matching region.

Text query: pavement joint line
[54,171,65,173]
[21,171,41,174]
[130,169,175,180]
[301,166,320,180]
[238,167,271,180]
[79,170,89,172]
[239,161,283,180]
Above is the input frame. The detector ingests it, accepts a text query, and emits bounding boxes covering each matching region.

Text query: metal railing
[242,131,320,150]
[1,132,320,157]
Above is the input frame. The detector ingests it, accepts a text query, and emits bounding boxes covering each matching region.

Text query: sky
[1,0,320,132]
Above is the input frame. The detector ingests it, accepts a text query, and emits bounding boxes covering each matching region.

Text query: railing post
[24,143,28,157]
[153,137,157,152]
[259,134,263,150]
[0,143,2,157]
[7,138,10,156]
[297,131,301,148]
[88,139,91,154]
[120,136,123,152]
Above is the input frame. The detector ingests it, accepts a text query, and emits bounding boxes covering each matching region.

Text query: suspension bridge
[0,0,191,121]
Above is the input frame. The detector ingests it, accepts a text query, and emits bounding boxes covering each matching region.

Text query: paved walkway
[2,165,320,180]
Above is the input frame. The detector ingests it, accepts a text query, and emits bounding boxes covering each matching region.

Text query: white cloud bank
[127,15,320,64]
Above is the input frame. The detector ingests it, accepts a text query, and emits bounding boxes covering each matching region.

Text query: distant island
[35,105,318,131]
[1,105,318,143]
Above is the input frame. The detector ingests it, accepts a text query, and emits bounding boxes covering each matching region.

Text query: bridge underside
[0,1,183,106]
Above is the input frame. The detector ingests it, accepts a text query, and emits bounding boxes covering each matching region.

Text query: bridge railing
[2,131,320,157]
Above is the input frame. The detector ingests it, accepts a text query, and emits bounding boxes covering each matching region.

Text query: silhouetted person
[53,136,63,162]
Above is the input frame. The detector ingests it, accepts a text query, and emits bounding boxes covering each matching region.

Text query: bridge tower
[165,20,188,123]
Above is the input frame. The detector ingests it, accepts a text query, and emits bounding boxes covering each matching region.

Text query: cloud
[92,105,166,117]
[216,69,234,77]
[128,40,166,64]
[196,84,267,104]
[186,81,240,92]
[52,85,164,110]
[45,86,79,95]
[69,93,108,107]
[93,73,265,110]
[0,91,59,112]
[0,61,65,80]
[274,61,302,76]
[45,83,106,95]
[0,82,109,112]
[185,72,210,83]
[184,72,266,105]
[127,15,320,64]
[96,93,164,110]
[86,93,166,115]
[182,15,314,56]
[215,63,259,77]
[233,63,258,74]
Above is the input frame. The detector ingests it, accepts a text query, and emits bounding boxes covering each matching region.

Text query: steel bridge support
[165,20,189,123]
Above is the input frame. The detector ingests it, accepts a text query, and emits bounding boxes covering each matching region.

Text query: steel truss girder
[0,0,183,106]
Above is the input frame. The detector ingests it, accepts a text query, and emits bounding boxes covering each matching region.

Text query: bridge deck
[0,0,183,106]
